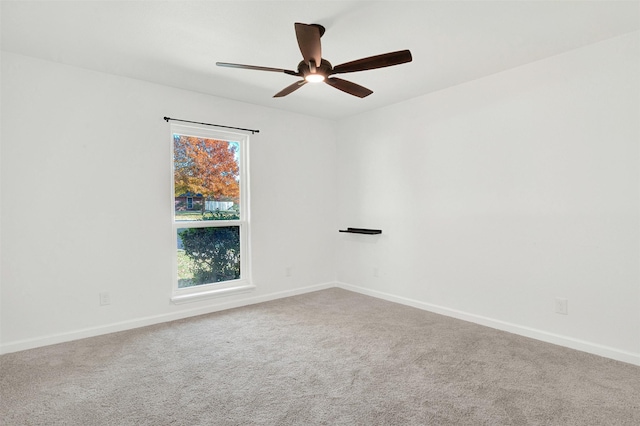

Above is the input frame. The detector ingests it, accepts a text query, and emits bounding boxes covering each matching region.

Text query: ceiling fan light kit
[216,22,412,98]
[305,73,325,83]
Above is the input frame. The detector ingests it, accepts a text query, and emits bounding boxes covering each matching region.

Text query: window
[170,123,253,303]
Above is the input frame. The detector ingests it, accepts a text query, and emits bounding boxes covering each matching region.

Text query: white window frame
[169,123,253,304]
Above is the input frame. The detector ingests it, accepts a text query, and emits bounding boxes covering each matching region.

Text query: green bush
[178,226,240,286]
[202,210,240,221]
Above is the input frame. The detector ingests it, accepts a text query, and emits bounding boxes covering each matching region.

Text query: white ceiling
[2,1,639,120]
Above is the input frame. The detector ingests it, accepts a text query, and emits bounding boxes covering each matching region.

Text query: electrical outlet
[99,292,111,306]
[285,267,292,277]
[555,298,568,315]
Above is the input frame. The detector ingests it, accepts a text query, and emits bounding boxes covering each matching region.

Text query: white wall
[336,33,640,364]
[0,52,337,352]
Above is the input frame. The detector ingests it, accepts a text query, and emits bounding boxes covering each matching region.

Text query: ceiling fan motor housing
[298,59,332,79]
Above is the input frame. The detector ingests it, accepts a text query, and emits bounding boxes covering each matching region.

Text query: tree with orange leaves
[174,135,240,204]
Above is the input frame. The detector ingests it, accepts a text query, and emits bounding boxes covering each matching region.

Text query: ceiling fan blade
[332,50,412,74]
[273,80,307,98]
[216,62,299,76]
[325,78,373,98]
[294,23,322,69]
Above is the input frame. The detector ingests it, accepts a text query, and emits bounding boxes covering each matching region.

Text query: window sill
[171,283,256,305]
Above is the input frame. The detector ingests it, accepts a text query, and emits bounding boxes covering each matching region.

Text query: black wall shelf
[339,227,382,235]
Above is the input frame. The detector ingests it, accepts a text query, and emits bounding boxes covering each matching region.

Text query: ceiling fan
[216,23,412,98]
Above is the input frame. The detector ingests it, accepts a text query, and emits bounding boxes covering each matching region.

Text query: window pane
[177,226,241,288]
[174,134,241,222]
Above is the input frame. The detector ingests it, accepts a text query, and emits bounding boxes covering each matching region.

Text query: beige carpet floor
[1,288,639,425]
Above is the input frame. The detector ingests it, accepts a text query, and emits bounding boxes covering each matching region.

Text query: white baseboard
[0,281,336,355]
[336,282,640,366]
[4,280,638,367]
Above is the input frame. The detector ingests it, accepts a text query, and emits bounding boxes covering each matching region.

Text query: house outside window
[170,123,252,303]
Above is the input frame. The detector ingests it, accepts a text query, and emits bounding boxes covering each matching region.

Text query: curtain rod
[164,117,259,134]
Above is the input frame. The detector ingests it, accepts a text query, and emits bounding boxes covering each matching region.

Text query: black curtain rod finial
[164,116,259,134]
